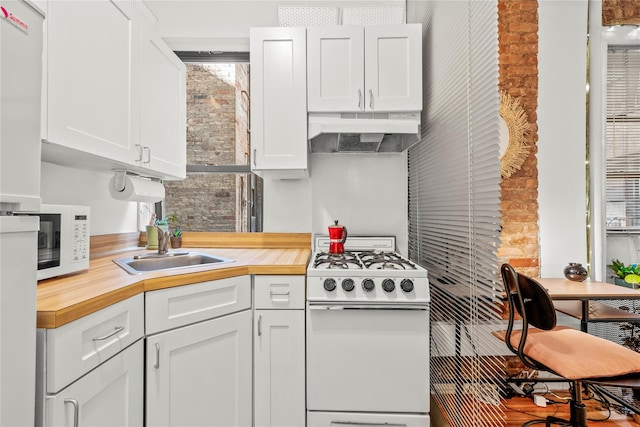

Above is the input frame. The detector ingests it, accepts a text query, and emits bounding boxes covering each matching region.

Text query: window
[160,56,262,232]
[606,48,640,231]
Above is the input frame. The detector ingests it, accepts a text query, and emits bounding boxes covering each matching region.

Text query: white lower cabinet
[36,294,145,427]
[38,274,305,427]
[145,277,253,427]
[43,340,143,427]
[254,276,306,427]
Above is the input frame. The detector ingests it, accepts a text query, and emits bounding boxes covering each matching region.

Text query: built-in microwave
[16,204,90,280]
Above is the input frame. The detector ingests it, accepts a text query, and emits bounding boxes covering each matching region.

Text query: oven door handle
[308,304,428,311]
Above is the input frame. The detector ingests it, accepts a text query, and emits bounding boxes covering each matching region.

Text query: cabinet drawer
[254,275,305,309]
[145,276,251,335]
[41,294,144,393]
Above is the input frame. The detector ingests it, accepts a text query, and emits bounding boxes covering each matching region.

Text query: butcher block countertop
[37,232,311,329]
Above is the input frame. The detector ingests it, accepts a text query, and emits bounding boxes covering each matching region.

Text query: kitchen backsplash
[263,152,408,254]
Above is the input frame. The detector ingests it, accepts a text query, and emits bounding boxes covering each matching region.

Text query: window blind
[606,48,640,231]
[408,0,504,424]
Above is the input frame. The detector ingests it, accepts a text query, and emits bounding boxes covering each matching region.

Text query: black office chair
[495,263,640,426]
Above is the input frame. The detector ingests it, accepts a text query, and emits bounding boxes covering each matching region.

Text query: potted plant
[608,259,640,288]
[159,214,182,248]
[170,227,183,249]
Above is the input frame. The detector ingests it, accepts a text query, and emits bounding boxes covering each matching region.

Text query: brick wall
[165,64,250,232]
[497,0,540,278]
[603,0,640,25]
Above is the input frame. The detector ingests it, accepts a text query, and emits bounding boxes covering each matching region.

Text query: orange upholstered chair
[495,263,640,426]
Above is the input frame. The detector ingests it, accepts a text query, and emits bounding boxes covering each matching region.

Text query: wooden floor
[502,394,640,426]
[432,391,640,426]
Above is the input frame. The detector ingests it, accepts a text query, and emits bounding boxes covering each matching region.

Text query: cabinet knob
[369,89,374,110]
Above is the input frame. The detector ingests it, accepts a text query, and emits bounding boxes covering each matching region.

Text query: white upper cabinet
[43,0,139,165]
[307,24,422,113]
[139,21,187,180]
[42,0,186,180]
[250,27,308,179]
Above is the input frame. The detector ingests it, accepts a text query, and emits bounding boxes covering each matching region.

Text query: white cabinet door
[139,25,186,180]
[43,0,139,165]
[307,24,422,113]
[307,26,364,112]
[250,27,308,178]
[146,310,252,427]
[365,24,422,112]
[44,340,144,427]
[0,0,43,211]
[254,310,305,427]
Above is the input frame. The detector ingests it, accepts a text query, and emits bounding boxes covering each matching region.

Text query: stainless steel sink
[113,252,234,275]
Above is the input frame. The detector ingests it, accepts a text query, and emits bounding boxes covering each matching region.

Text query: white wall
[263,153,409,254]
[537,0,589,277]
[40,163,138,235]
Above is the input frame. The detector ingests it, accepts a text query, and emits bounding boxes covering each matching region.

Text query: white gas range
[306,235,429,304]
[306,236,430,427]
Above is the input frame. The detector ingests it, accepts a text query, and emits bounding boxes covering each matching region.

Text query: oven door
[306,303,430,414]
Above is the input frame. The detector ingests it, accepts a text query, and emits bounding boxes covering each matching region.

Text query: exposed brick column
[603,0,640,25]
[496,0,540,278]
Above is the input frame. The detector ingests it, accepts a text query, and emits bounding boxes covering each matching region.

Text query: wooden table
[537,278,640,332]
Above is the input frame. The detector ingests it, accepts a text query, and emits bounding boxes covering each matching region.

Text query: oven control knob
[400,279,415,293]
[323,278,337,292]
[362,278,375,292]
[382,279,395,293]
[342,279,355,292]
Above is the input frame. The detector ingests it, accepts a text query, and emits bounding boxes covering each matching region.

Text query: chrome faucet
[156,226,170,255]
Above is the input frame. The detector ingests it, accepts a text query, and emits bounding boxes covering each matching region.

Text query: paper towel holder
[112,170,162,193]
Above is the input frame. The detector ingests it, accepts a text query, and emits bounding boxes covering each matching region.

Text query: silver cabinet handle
[368,89,373,110]
[257,315,262,337]
[64,398,80,427]
[253,149,257,167]
[269,290,290,296]
[154,343,160,369]
[135,144,143,161]
[92,326,125,341]
[358,89,362,109]
[143,146,151,164]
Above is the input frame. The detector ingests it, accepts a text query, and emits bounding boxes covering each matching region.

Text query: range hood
[308,112,421,153]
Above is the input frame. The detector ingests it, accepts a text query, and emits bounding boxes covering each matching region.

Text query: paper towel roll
[109,175,165,203]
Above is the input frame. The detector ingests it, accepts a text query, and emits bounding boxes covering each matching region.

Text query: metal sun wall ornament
[499,91,531,178]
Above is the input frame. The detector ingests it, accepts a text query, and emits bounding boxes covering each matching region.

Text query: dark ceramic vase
[563,262,587,282]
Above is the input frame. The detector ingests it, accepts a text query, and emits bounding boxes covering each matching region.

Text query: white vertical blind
[606,48,640,230]
[408,0,504,424]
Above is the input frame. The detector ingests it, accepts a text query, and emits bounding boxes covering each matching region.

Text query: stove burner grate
[313,251,363,269]
[359,251,418,270]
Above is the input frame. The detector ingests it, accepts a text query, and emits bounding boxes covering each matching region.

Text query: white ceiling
[145,1,405,51]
